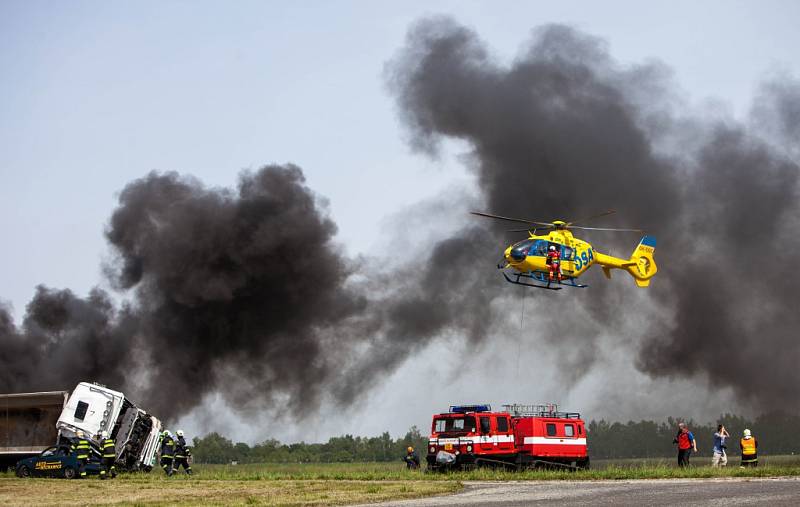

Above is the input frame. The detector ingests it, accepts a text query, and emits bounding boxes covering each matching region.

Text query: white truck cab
[57,382,162,471]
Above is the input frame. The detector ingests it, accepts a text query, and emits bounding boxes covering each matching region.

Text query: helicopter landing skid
[501,271,588,290]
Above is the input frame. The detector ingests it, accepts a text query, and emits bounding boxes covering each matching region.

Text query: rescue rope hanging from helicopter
[516,284,525,380]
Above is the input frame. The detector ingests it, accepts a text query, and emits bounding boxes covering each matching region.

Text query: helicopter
[471,210,657,290]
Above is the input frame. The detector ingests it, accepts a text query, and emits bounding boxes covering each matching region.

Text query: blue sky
[3,1,800,320]
[2,1,799,440]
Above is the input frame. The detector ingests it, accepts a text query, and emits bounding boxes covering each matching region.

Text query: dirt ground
[0,478,460,506]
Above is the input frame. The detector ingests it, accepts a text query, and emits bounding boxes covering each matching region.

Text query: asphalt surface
[363,477,800,506]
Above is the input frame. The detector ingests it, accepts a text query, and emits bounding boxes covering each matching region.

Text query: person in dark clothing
[98,431,117,479]
[160,431,176,476]
[173,430,193,475]
[71,430,91,478]
[404,446,420,469]
[673,422,697,467]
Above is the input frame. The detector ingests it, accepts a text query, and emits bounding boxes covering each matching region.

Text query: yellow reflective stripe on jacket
[740,437,757,455]
[102,438,116,458]
[76,439,91,458]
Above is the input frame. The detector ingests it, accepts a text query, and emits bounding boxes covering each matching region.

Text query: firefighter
[404,446,420,469]
[160,430,176,476]
[546,245,562,283]
[740,428,758,467]
[71,430,91,478]
[173,430,193,475]
[99,431,116,479]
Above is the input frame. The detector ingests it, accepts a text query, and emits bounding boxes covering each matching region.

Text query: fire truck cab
[427,404,588,470]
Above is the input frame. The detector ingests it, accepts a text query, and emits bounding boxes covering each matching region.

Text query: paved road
[363,478,800,506]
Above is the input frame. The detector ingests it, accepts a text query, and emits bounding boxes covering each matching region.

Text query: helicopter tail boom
[594,236,657,287]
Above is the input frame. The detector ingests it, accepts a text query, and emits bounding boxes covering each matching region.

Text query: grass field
[2,457,800,506]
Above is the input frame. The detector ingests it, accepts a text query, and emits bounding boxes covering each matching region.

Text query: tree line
[588,411,800,459]
[191,427,428,464]
[190,412,800,463]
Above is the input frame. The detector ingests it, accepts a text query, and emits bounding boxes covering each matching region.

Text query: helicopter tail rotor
[627,236,658,287]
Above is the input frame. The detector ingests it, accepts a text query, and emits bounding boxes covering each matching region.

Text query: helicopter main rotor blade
[470,211,553,227]
[569,225,644,232]
[505,227,551,233]
[566,209,616,226]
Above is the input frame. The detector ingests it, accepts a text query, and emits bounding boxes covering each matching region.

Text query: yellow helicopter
[471,210,657,290]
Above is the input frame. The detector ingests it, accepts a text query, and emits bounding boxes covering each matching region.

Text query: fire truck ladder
[501,403,581,419]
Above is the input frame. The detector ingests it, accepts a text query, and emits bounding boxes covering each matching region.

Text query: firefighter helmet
[407,446,414,453]
[101,430,109,439]
[176,430,184,437]
[744,428,751,437]
[549,245,556,251]
[76,430,85,438]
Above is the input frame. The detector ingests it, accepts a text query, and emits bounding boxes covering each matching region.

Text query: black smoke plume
[384,17,800,409]
[2,18,799,423]
[1,165,367,419]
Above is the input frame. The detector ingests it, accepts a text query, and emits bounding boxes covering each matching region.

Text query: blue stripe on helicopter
[640,236,656,248]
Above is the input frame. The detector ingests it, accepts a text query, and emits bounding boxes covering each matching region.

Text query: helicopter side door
[560,245,575,276]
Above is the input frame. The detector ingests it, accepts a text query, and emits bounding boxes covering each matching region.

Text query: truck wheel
[63,466,77,479]
[16,465,31,478]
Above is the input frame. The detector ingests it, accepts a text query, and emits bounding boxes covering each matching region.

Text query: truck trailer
[1,382,162,473]
[0,391,69,472]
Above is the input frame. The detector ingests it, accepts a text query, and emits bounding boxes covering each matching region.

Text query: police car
[15,445,101,479]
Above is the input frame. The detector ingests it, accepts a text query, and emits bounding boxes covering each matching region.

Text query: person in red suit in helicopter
[547,245,562,283]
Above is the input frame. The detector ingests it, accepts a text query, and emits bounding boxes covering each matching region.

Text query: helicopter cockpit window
[562,246,574,260]
[510,240,535,261]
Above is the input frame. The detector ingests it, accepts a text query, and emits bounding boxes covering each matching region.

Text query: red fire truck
[426,404,589,470]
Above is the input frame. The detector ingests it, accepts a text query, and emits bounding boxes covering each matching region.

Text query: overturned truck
[0,382,162,473]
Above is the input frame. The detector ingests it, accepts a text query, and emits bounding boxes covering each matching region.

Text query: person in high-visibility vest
[160,430,176,476]
[740,428,758,467]
[99,431,117,479]
[70,430,91,478]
